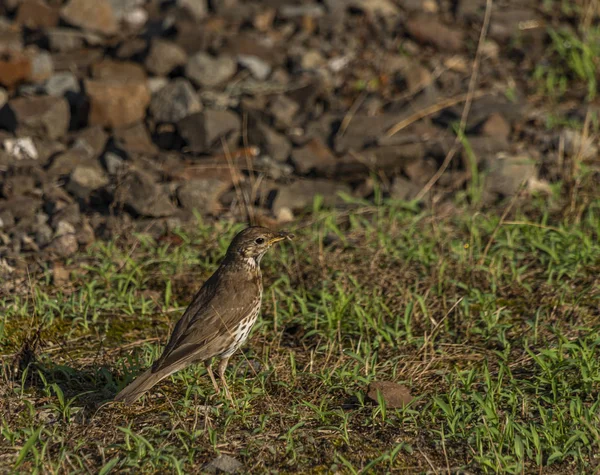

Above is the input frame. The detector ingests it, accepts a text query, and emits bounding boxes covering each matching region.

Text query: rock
[91,59,146,81]
[50,204,80,228]
[300,50,325,71]
[561,129,598,160]
[269,95,299,129]
[486,153,537,197]
[0,196,42,222]
[203,455,243,474]
[16,0,60,29]
[390,176,421,201]
[178,0,208,21]
[272,179,350,213]
[72,125,109,159]
[0,88,7,109]
[36,222,53,247]
[149,78,202,124]
[67,163,109,199]
[349,0,400,18]
[47,149,89,177]
[248,122,291,162]
[334,114,400,153]
[114,122,158,156]
[46,28,86,52]
[1,174,37,199]
[238,55,271,80]
[186,53,237,88]
[0,53,31,88]
[116,169,177,217]
[0,96,70,140]
[103,152,125,175]
[481,113,511,139]
[254,155,293,179]
[85,79,150,128]
[405,158,437,185]
[367,381,413,408]
[406,14,464,52]
[178,110,240,154]
[60,0,118,35]
[145,39,188,76]
[177,179,231,214]
[44,72,80,96]
[279,4,325,18]
[47,233,78,257]
[290,138,337,175]
[28,50,54,83]
[3,137,38,160]
[461,136,509,167]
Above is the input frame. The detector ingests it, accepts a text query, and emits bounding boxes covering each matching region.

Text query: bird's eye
[255,237,265,244]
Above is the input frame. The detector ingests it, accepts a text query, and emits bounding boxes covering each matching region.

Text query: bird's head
[227,226,294,265]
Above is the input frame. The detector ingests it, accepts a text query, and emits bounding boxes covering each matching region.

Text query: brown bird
[114,226,293,404]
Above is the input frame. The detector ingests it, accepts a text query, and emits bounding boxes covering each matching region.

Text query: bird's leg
[217,357,233,403]
[204,360,220,394]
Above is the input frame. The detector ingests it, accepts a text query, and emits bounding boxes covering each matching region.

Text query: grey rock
[1,174,37,199]
[254,155,293,179]
[116,169,177,217]
[269,95,299,128]
[486,153,537,197]
[0,196,42,222]
[272,179,350,213]
[103,151,125,175]
[390,176,421,201]
[67,163,109,199]
[47,233,78,257]
[290,138,337,175]
[46,28,85,52]
[72,125,109,160]
[248,122,291,162]
[145,39,188,76]
[44,72,80,97]
[150,78,202,123]
[238,55,271,80]
[177,179,231,214]
[186,53,237,88]
[29,50,54,83]
[178,110,240,154]
[0,96,70,140]
[279,4,325,18]
[48,149,90,177]
[35,222,53,247]
[203,455,243,474]
[114,122,158,156]
[178,0,208,21]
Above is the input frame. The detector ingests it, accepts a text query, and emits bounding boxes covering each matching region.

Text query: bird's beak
[269,231,294,245]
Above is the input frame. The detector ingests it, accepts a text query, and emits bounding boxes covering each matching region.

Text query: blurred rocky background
[0,0,598,262]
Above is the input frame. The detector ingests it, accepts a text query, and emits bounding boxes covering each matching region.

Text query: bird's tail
[114,367,168,405]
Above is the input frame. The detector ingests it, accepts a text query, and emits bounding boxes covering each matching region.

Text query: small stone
[203,455,243,474]
[61,0,118,35]
[178,0,208,21]
[275,206,294,223]
[237,55,271,80]
[269,95,299,128]
[52,264,70,286]
[248,122,291,162]
[149,78,201,124]
[91,59,146,81]
[186,53,237,88]
[390,176,421,201]
[177,179,231,214]
[115,169,177,217]
[406,14,464,52]
[301,50,325,70]
[47,149,88,177]
[253,155,293,179]
[47,28,85,52]
[367,381,413,409]
[177,110,240,154]
[145,39,188,76]
[272,179,350,213]
[16,0,60,29]
[36,223,53,247]
[85,79,150,128]
[72,125,109,159]
[67,163,109,199]
[114,122,158,155]
[3,138,38,160]
[103,152,125,175]
[486,153,537,197]
[0,96,70,140]
[28,50,54,83]
[0,52,31,88]
[44,72,80,97]
[47,233,78,257]
[481,113,511,139]
[290,138,337,175]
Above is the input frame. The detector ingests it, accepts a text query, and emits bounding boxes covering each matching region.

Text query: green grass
[1,192,599,473]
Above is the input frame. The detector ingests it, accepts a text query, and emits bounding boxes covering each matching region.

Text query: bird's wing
[152,269,260,373]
